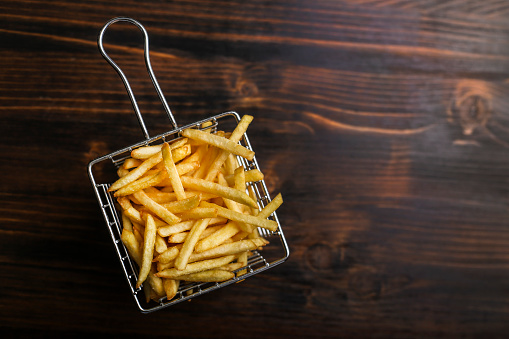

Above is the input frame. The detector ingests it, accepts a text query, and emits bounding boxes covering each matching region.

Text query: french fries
[114,115,283,302]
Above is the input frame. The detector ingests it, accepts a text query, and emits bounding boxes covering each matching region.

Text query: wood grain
[2,0,509,338]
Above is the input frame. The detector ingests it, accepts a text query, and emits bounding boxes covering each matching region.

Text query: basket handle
[98,17,178,139]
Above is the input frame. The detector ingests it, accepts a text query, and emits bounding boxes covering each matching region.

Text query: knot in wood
[305,243,334,272]
[234,77,258,98]
[448,80,492,136]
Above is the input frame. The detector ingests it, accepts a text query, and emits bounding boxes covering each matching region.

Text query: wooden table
[2,1,509,337]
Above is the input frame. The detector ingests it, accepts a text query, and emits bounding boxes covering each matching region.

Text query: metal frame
[87,18,290,313]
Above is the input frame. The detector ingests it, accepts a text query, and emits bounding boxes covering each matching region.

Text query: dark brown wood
[2,0,509,337]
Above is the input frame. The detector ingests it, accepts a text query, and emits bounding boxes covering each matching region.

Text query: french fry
[114,170,167,197]
[178,269,234,282]
[117,197,143,224]
[161,195,200,214]
[180,176,257,208]
[139,210,170,228]
[121,211,133,232]
[123,158,142,169]
[133,225,144,245]
[201,201,278,232]
[154,245,180,264]
[195,221,240,253]
[121,228,165,297]
[231,231,250,242]
[176,207,218,221]
[201,121,214,133]
[162,142,186,201]
[109,152,162,192]
[258,193,283,219]
[192,144,216,179]
[132,190,180,225]
[155,234,168,254]
[163,279,180,300]
[157,220,197,237]
[225,169,264,186]
[130,139,189,160]
[143,187,210,204]
[182,128,255,161]
[233,166,246,191]
[225,153,239,175]
[237,251,248,276]
[171,144,192,163]
[156,255,236,279]
[117,167,130,178]
[158,217,227,237]
[217,172,252,233]
[121,229,141,263]
[218,262,245,272]
[204,115,253,181]
[188,238,268,264]
[168,138,189,150]
[175,218,213,270]
[136,214,157,288]
[131,145,163,159]
[167,224,223,244]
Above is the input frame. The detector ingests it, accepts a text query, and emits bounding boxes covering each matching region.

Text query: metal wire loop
[97,17,178,139]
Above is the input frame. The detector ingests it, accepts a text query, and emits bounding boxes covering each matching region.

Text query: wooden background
[2,0,509,337]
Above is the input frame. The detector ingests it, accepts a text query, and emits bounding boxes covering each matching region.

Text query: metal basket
[87,17,290,313]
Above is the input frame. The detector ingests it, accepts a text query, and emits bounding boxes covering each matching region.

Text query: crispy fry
[121,211,133,232]
[176,207,218,221]
[167,224,223,244]
[132,190,180,225]
[217,173,252,233]
[121,229,141,263]
[175,218,212,270]
[155,255,236,279]
[157,220,196,237]
[172,144,192,163]
[117,166,130,178]
[162,142,186,200]
[117,197,143,224]
[114,170,167,197]
[195,221,240,253]
[131,145,163,159]
[178,269,234,282]
[143,187,210,204]
[225,169,264,186]
[180,176,257,208]
[201,201,278,231]
[123,158,142,170]
[182,128,254,161]
[258,193,283,219]
[158,217,227,237]
[109,152,162,192]
[204,115,253,181]
[163,279,179,300]
[154,245,180,264]
[136,214,157,288]
[155,234,168,254]
[188,238,268,263]
[192,144,216,179]
[237,251,248,276]
[161,195,200,214]
[225,153,239,175]
[233,166,246,191]
[218,262,245,272]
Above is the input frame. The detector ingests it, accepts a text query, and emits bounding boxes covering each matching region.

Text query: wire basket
[87,17,290,313]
